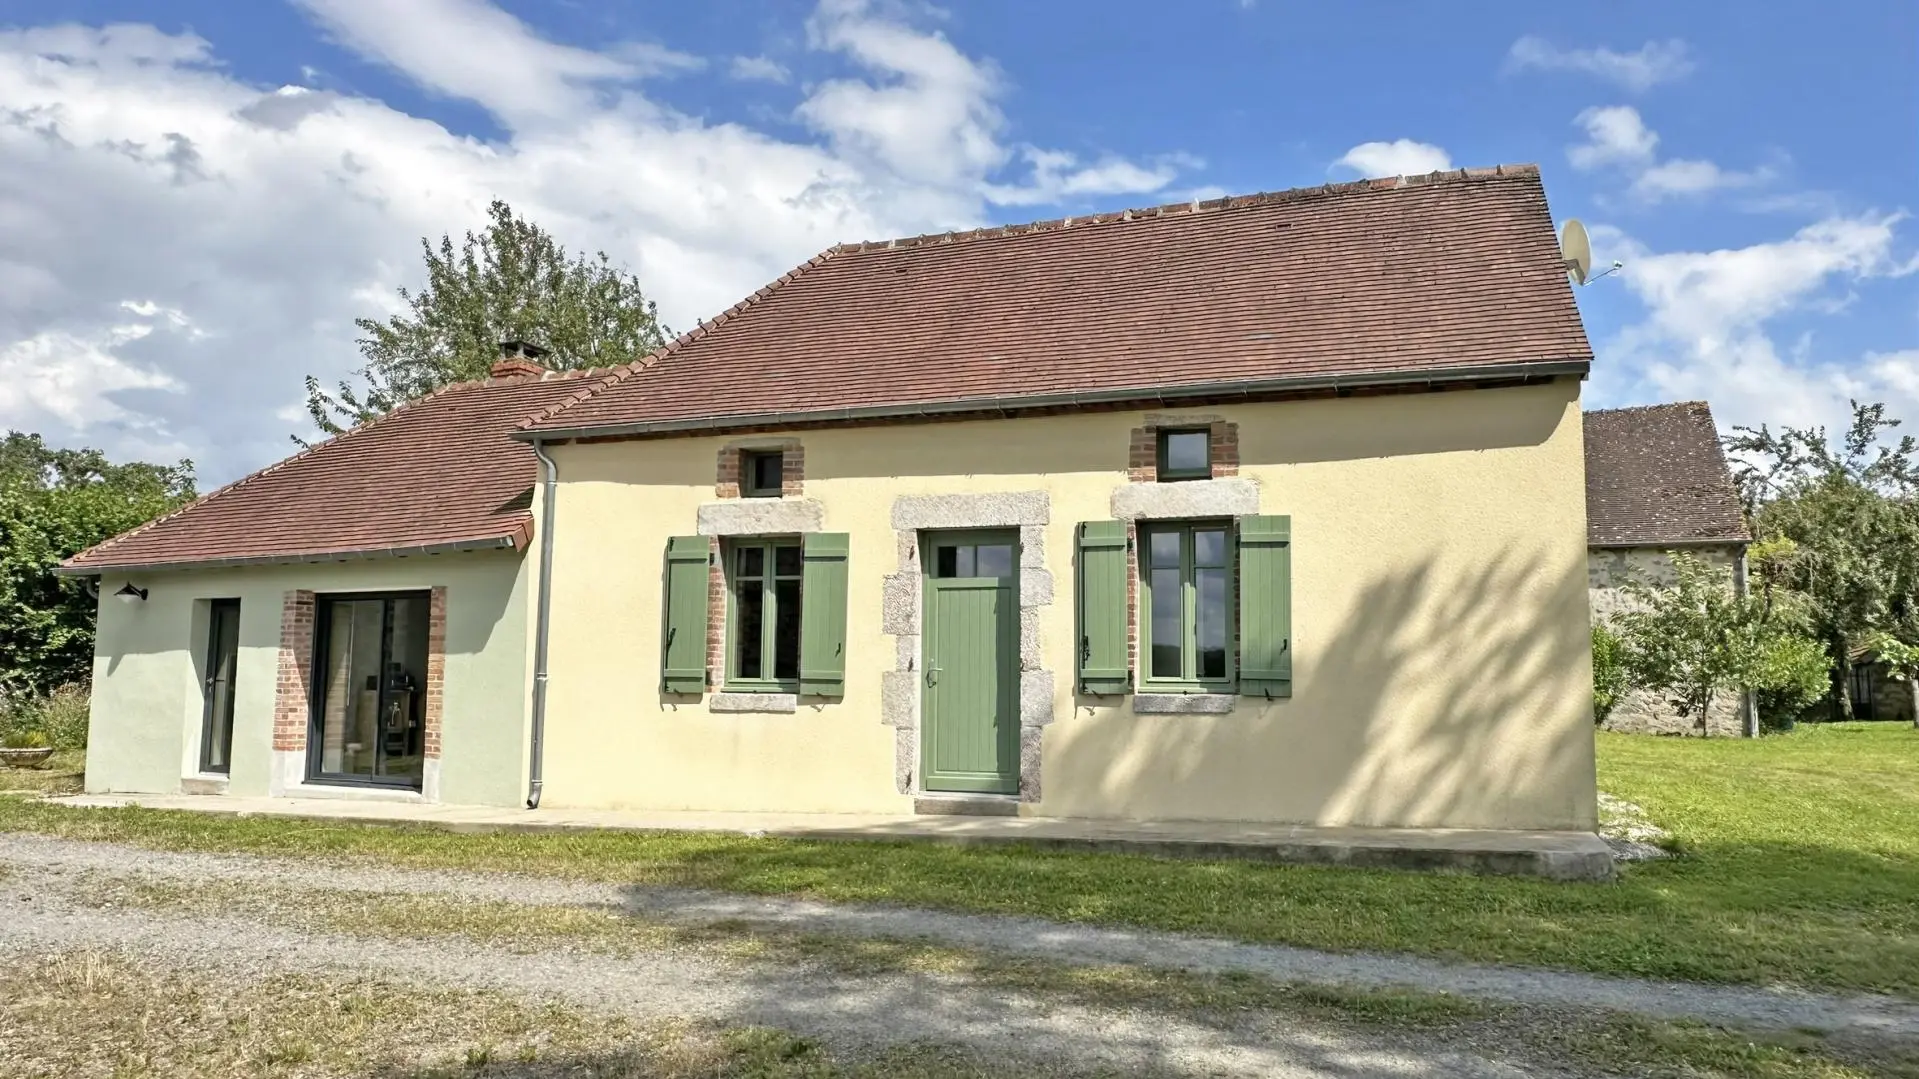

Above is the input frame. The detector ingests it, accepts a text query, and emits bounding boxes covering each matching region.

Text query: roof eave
[56,533,522,578]
[515,357,1593,443]
[1588,536,1753,550]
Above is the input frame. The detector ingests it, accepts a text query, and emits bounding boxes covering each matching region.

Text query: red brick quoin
[424,586,447,759]
[272,590,316,753]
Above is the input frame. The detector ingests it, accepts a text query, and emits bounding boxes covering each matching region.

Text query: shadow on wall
[1071,545,1593,829]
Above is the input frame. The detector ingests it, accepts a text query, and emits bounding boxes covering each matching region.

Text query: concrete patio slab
[49,794,1616,881]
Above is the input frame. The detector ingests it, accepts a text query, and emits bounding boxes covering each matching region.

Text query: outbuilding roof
[61,373,593,575]
[1584,401,1751,548]
[519,164,1592,440]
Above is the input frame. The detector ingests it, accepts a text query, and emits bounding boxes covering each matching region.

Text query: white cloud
[1591,213,1918,435]
[1568,106,1657,169]
[0,3,1189,481]
[1330,139,1452,178]
[1506,36,1693,93]
[1568,105,1769,202]
[728,55,790,83]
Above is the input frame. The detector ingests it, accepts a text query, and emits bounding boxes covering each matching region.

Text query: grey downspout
[527,440,559,808]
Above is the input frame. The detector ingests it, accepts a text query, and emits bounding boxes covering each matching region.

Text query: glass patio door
[309,593,429,788]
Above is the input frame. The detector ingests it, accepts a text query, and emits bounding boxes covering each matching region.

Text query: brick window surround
[1123,417,1239,674]
[715,438,805,499]
[271,586,448,765]
[1127,419,1239,483]
[708,439,806,687]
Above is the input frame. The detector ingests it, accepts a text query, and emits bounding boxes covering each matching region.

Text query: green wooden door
[921,532,1019,794]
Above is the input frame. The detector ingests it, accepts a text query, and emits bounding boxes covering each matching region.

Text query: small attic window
[742,451,784,498]
[1157,430,1210,481]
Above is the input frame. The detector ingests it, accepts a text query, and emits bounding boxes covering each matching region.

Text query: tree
[1616,551,1829,736]
[0,433,196,690]
[305,200,670,437]
[1590,623,1629,726]
[1726,402,1919,720]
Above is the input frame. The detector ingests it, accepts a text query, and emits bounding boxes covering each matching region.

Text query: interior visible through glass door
[200,599,240,774]
[310,592,430,788]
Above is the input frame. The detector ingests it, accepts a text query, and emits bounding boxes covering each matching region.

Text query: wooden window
[742,451,784,498]
[726,538,804,690]
[1139,521,1234,690]
[1156,429,1210,481]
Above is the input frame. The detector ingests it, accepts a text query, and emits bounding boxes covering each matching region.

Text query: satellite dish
[1560,219,1592,286]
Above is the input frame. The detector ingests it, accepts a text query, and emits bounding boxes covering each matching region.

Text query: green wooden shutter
[662,535,710,694]
[1238,515,1292,699]
[1076,521,1131,694]
[799,532,850,697]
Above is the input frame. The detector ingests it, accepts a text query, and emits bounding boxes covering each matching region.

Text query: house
[66,164,1600,833]
[62,349,589,803]
[1583,401,1754,735]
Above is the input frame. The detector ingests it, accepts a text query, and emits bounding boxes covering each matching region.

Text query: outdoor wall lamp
[114,582,148,604]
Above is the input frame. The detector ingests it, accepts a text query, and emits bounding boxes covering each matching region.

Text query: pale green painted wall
[86,550,533,806]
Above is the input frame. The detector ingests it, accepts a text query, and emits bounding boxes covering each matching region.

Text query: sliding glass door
[309,592,429,788]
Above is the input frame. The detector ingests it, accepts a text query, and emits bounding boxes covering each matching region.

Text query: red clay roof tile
[63,374,593,574]
[521,165,1592,437]
[1584,401,1751,547]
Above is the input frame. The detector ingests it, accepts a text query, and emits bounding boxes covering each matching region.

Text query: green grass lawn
[0,748,85,795]
[2,724,1915,998]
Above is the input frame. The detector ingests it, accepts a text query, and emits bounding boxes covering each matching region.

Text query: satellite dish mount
[1559,219,1621,286]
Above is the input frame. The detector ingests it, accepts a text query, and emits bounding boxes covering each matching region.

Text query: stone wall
[1588,545,1748,736]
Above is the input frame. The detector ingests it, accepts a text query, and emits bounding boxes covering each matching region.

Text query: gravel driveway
[3,831,1915,1077]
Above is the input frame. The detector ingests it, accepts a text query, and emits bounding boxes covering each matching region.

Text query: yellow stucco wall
[85,551,533,807]
[541,379,1597,830]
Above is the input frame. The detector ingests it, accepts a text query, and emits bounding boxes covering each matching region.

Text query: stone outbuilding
[1584,401,1753,735]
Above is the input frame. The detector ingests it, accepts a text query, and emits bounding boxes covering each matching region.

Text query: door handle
[925,666,941,687]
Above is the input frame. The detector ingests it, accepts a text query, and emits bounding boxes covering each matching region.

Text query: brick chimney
[490,340,549,381]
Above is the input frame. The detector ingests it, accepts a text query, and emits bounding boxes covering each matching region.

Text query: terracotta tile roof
[521,164,1591,438]
[62,374,595,575]
[1584,401,1751,548]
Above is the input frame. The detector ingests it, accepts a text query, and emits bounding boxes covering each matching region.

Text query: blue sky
[0,0,1912,482]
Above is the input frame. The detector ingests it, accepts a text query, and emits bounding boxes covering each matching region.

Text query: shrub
[38,684,90,750]
[1591,622,1630,725]
[1,727,47,750]
[0,683,90,751]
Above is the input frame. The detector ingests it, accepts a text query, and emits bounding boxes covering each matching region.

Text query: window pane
[1150,567,1182,678]
[382,597,429,780]
[1163,431,1209,473]
[1197,567,1227,679]
[318,600,383,777]
[936,546,959,578]
[204,604,239,771]
[774,545,802,577]
[1148,530,1181,569]
[956,545,975,578]
[749,452,783,493]
[976,544,1013,578]
[735,580,764,679]
[773,579,802,680]
[1194,529,1226,567]
[738,546,764,578]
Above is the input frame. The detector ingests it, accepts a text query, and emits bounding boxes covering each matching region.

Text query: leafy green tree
[1590,622,1630,726]
[1727,402,1919,720]
[0,433,195,691]
[305,199,670,436]
[1617,551,1829,736]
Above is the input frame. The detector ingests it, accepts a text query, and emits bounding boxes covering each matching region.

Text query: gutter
[54,535,521,578]
[526,440,560,809]
[512,359,1591,443]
